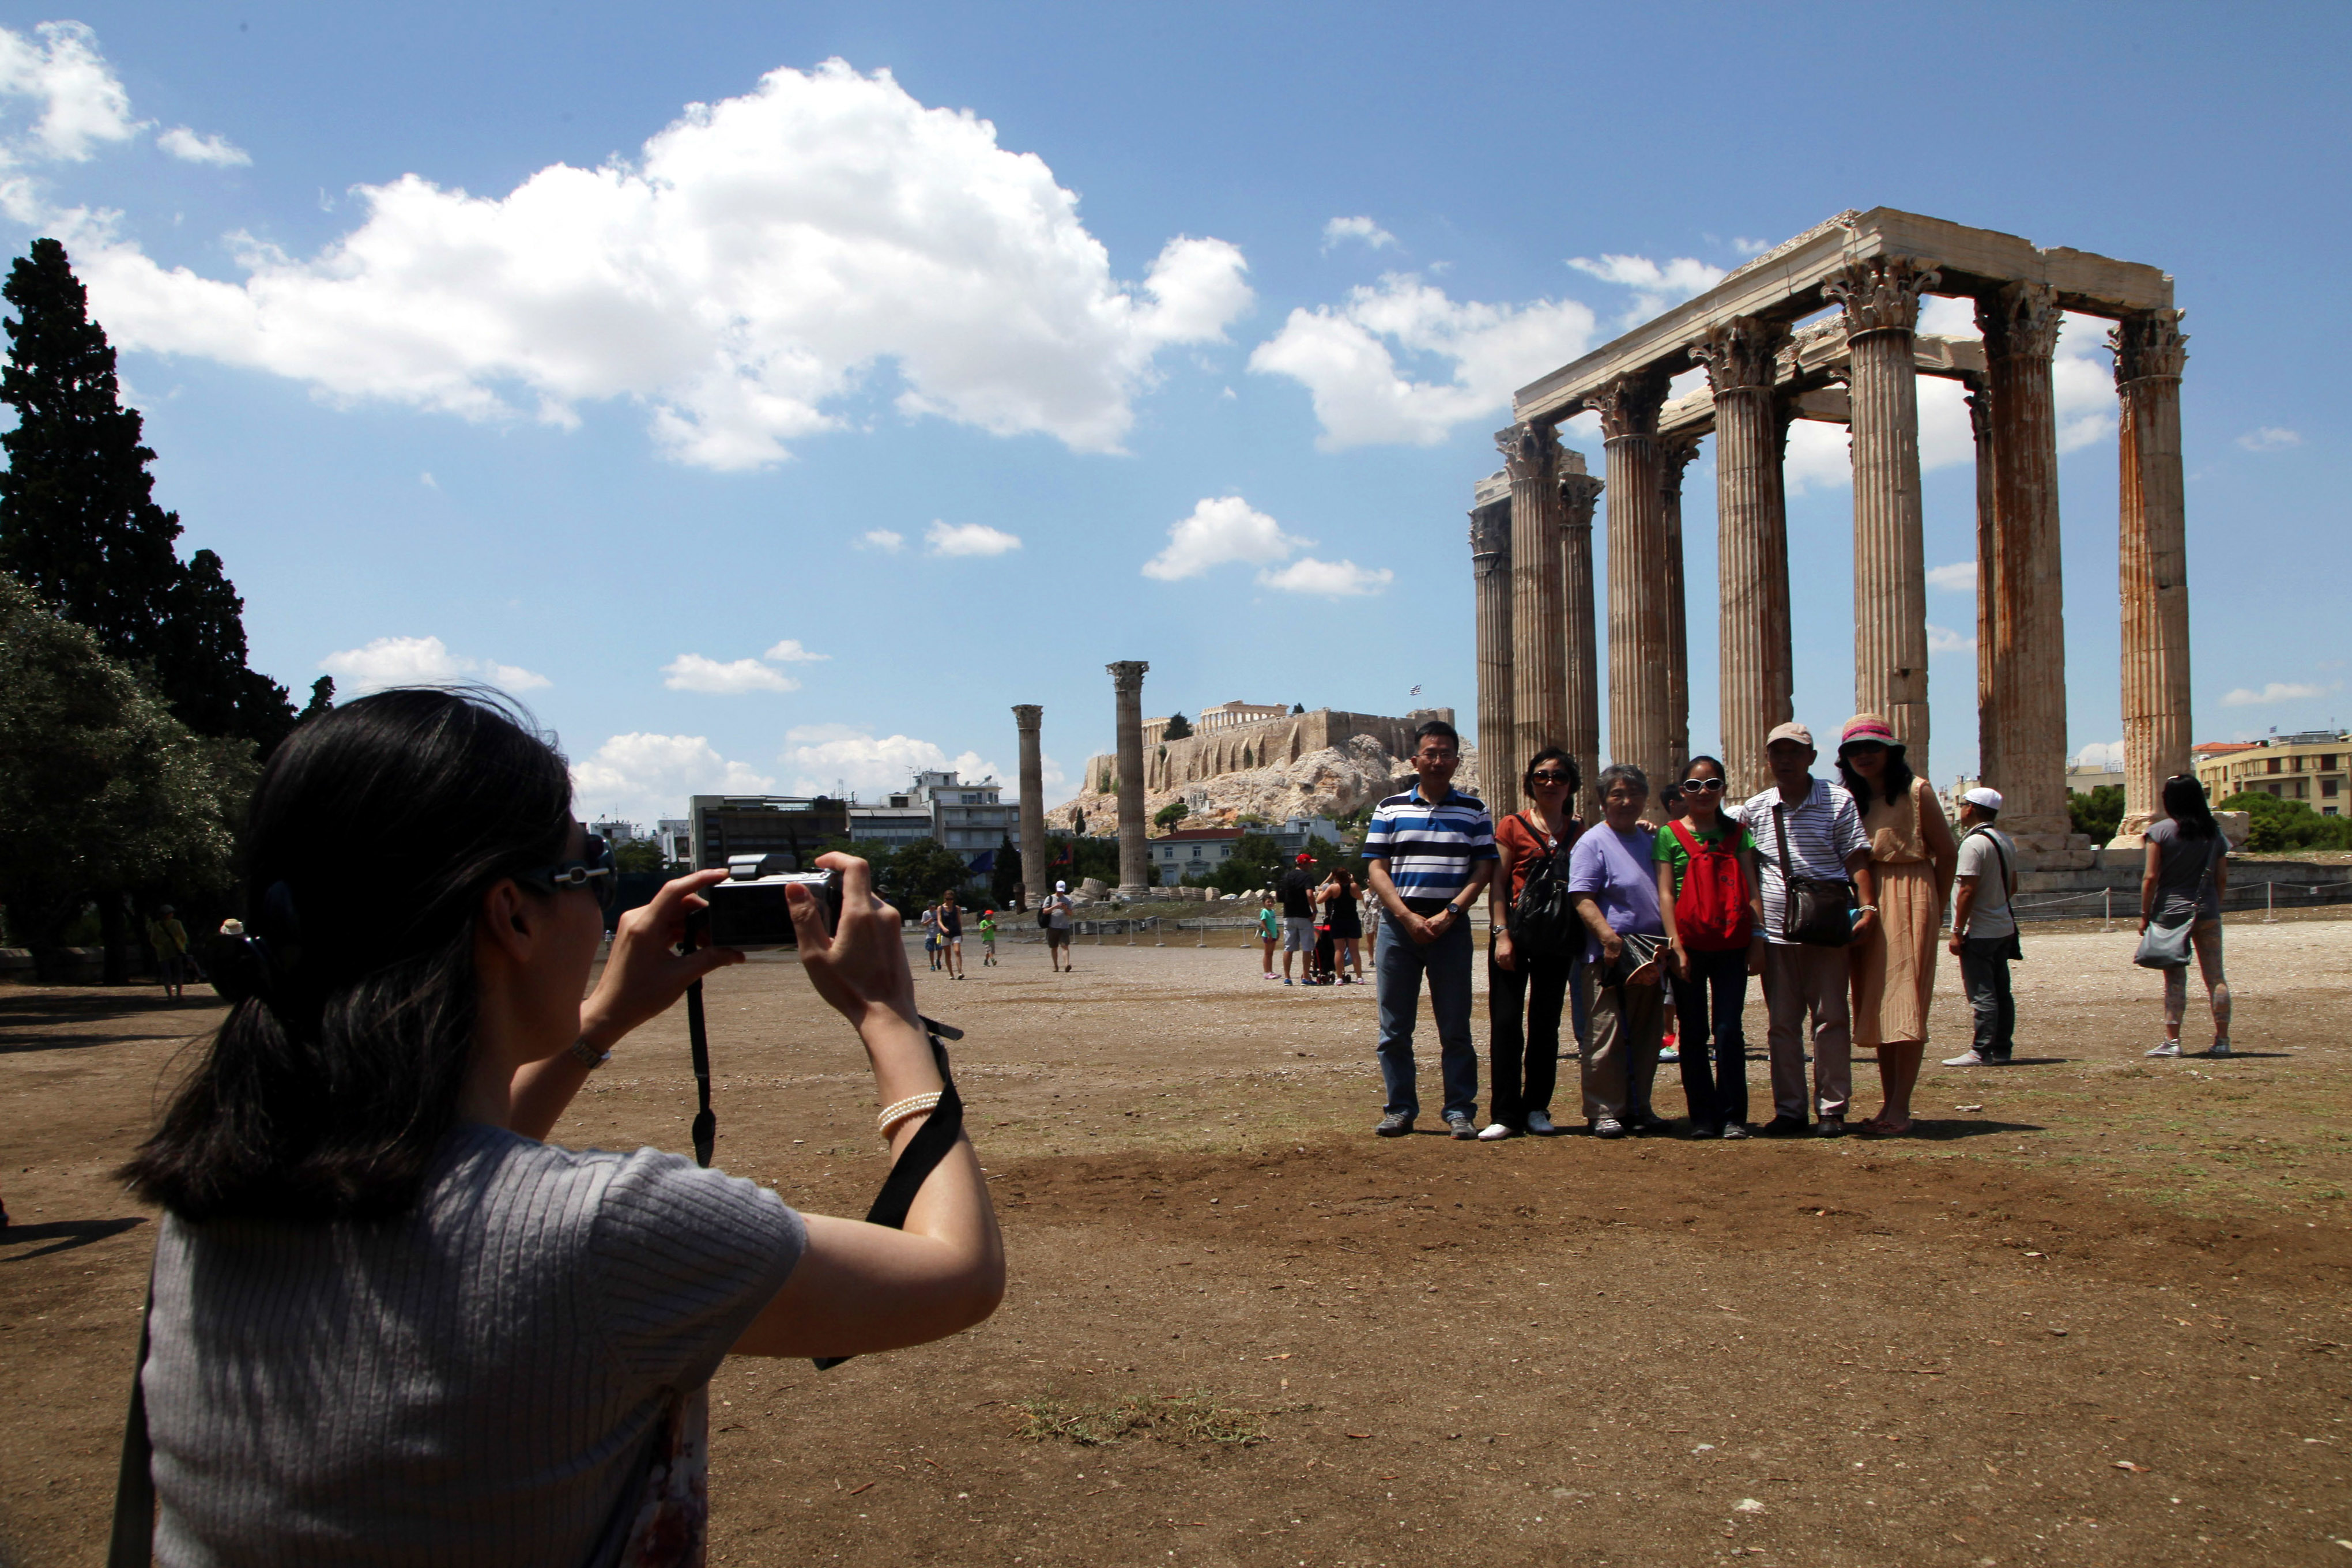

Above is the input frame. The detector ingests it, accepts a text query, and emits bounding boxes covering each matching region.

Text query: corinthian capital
[1589,368,1669,441]
[1494,420,1561,482]
[1689,315,1786,394]
[1469,508,1512,563]
[1977,280,2064,364]
[1012,703,1043,732]
[1658,434,1702,500]
[1823,256,1941,337]
[2109,308,2188,385]
[1557,472,1604,528]
[1106,660,1149,694]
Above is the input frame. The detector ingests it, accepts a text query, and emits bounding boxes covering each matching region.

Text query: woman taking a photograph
[119,689,1003,1565]
[1480,748,1585,1139]
[2142,772,2232,1057]
[1837,713,1957,1136]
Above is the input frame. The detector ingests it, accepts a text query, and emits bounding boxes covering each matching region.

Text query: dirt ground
[4,912,2349,1566]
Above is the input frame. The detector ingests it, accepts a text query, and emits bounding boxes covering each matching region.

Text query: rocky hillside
[1050,735,1484,833]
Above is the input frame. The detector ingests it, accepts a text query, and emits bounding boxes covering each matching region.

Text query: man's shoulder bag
[1771,799,1855,948]
[1962,826,2025,962]
[1507,813,1582,963]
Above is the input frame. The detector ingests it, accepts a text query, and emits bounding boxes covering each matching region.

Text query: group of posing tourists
[1257,858,1370,985]
[1360,715,2238,1143]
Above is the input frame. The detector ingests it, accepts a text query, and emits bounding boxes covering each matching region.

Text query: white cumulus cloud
[1248,273,1595,448]
[1322,216,1396,252]
[58,59,1252,469]
[1565,252,1727,323]
[0,21,137,165]
[780,723,1002,797]
[856,529,904,553]
[1925,561,1976,593]
[2072,740,2126,770]
[1257,557,1393,597]
[1142,495,1305,581]
[2223,681,2331,707]
[320,634,550,693]
[156,126,250,167]
[1925,624,1977,656]
[570,732,775,822]
[2237,427,2301,452]
[762,638,828,662]
[661,653,800,694]
[926,520,1020,557]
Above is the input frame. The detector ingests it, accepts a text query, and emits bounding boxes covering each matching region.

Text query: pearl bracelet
[877,1091,944,1138]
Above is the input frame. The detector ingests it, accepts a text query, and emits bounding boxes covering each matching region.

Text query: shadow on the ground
[0,990,217,1054]
[1,1216,146,1263]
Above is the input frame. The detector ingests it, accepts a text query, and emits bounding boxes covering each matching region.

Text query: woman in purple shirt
[1566,763,1669,1139]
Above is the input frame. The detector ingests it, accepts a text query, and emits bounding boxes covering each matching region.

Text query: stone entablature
[1087,706,1455,796]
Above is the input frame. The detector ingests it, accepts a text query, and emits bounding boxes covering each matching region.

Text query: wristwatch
[1443,903,1464,918]
[566,1036,611,1071]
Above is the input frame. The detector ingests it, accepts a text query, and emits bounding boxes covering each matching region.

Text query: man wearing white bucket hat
[1943,787,2020,1066]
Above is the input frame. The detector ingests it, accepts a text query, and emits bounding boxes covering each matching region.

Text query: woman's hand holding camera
[581,869,745,1051]
[789,853,918,1034]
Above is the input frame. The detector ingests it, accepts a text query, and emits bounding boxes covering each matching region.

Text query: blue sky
[0,2,2342,823]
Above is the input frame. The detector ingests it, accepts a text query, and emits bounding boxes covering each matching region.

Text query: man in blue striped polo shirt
[1363,719,1497,1139]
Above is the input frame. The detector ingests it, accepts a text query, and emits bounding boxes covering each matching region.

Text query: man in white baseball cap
[1943,787,2019,1066]
[1042,880,1076,971]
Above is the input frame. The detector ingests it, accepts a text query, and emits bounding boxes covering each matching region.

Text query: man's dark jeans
[1375,916,1477,1122]
[1958,936,2016,1060]
[1488,947,1572,1128]
[1669,945,1751,1128]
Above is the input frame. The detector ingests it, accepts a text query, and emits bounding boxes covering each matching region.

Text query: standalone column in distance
[1107,661,1151,897]
[1013,704,1047,909]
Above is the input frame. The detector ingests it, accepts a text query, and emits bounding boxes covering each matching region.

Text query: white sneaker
[2146,1041,2181,1057]
[1525,1111,1556,1136]
[1942,1050,1987,1067]
[1476,1122,1516,1141]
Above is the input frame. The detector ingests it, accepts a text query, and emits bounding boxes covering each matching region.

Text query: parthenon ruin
[1473,208,2191,866]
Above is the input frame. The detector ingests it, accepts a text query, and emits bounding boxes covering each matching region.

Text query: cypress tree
[300,675,336,719]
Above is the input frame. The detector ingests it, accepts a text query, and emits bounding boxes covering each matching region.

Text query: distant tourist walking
[1568,763,1669,1138]
[148,903,192,1001]
[1257,896,1281,978]
[921,902,941,971]
[1739,722,1875,1137]
[2142,774,2232,1058]
[977,909,999,966]
[938,889,966,981]
[1043,880,1076,973]
[1479,747,1585,1140]
[1943,787,2020,1066]
[1653,755,1764,1139]
[1365,719,1496,1140]
[1837,714,1957,1136]
[1322,867,1365,983]
[1276,853,1320,986]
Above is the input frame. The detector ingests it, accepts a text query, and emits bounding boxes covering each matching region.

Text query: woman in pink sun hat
[1837,713,1958,1134]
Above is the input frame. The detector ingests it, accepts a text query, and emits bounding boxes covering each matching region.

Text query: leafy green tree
[0,239,295,755]
[2068,784,2125,845]
[1160,712,1193,740]
[0,573,251,978]
[1153,800,1190,830]
[613,839,666,875]
[2218,791,2352,853]
[300,676,336,720]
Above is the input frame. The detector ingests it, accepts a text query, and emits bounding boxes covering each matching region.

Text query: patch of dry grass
[1011,1390,1271,1447]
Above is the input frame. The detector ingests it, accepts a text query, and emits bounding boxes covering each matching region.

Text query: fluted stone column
[1978,280,2076,857]
[1013,704,1046,910]
[1595,368,1675,791]
[1107,661,1150,896]
[1693,316,1792,801]
[1659,435,1701,780]
[2111,309,2192,841]
[1469,482,1517,814]
[1559,465,1605,821]
[1498,423,1566,775]
[1965,376,1999,793]
[1826,257,1938,781]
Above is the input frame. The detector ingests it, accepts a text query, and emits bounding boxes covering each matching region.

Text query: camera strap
[814,1014,964,1372]
[680,926,719,1169]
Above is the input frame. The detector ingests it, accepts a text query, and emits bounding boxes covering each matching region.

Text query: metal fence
[2008,877,2352,925]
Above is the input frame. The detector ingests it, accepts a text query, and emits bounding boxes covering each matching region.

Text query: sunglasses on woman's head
[519,832,618,911]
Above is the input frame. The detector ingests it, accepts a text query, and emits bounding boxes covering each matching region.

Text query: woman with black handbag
[1479,748,1585,1139]
[2139,774,2233,1057]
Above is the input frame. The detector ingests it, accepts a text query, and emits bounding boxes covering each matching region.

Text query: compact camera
[696,855,843,949]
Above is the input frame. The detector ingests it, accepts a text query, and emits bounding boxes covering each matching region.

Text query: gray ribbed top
[144,1122,806,1567]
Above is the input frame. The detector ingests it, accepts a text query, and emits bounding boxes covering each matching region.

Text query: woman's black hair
[120,689,574,1223]
[2162,773,2219,839]
[1836,744,1917,808]
[1521,746,1580,798]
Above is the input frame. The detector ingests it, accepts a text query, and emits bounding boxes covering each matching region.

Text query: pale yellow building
[2194,732,2350,816]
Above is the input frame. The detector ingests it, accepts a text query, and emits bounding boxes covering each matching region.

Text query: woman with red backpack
[1653,755,1769,1139]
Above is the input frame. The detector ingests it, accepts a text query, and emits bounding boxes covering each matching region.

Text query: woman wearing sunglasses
[116,689,1002,1565]
[1652,756,1767,1137]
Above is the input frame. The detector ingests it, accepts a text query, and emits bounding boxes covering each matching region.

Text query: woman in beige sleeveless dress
[1837,714,1958,1134]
